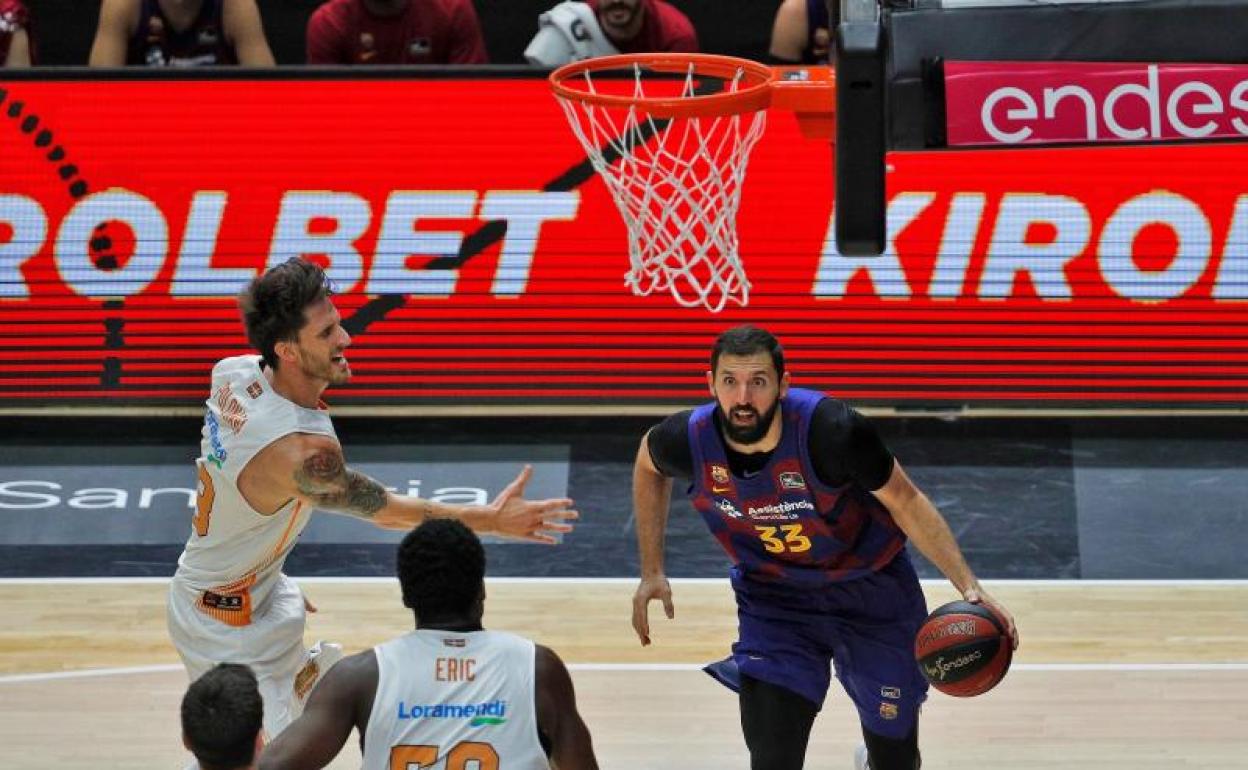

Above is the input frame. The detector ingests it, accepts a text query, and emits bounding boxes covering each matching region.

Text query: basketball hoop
[550,54,834,313]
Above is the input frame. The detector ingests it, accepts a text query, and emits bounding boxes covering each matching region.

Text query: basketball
[915,600,1012,697]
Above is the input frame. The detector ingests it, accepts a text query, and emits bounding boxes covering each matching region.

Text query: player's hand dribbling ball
[914,600,1012,697]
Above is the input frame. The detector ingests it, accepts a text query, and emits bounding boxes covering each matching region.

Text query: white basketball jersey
[172,355,337,627]
[362,630,549,770]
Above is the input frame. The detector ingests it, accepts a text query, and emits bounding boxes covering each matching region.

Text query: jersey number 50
[390,741,499,770]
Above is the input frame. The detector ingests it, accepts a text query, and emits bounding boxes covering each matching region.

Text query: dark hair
[181,663,263,770]
[238,258,332,370]
[397,518,486,621]
[710,324,785,376]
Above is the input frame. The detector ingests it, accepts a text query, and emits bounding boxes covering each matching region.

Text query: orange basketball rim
[550,53,835,313]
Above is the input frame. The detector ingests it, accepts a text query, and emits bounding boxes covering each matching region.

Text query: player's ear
[779,370,791,395]
[705,369,715,397]
[274,338,297,365]
[181,732,191,752]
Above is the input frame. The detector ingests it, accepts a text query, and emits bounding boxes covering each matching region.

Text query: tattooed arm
[291,443,388,519]
[271,433,579,542]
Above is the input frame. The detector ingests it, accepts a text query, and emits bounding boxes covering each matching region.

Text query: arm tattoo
[294,449,387,518]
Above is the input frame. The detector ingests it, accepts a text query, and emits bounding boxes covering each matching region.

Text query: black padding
[835,14,888,255]
[863,723,921,770]
[739,674,819,770]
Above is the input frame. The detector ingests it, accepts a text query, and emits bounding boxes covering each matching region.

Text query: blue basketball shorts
[703,551,930,738]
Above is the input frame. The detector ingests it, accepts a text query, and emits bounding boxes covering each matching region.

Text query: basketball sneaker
[854,744,871,770]
[293,640,344,709]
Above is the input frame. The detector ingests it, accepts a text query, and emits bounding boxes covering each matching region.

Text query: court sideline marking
[2,577,1246,586]
[4,661,1248,686]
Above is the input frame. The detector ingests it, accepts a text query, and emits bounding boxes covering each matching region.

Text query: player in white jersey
[168,257,581,739]
[258,518,599,770]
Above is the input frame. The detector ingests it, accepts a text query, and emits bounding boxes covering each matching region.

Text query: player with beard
[630,325,1017,770]
[587,0,696,54]
[168,257,579,741]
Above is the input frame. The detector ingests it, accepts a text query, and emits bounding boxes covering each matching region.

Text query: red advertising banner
[945,61,1248,147]
[0,74,1245,408]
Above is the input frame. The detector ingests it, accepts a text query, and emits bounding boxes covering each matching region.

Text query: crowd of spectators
[3,0,833,68]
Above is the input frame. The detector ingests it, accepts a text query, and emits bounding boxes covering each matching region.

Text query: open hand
[489,465,579,544]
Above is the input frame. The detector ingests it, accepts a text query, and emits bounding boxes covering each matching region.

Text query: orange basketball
[914,600,1012,697]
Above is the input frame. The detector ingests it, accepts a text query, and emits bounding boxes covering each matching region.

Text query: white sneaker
[854,744,870,770]
[293,640,344,707]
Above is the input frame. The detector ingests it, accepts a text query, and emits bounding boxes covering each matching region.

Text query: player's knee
[863,725,920,770]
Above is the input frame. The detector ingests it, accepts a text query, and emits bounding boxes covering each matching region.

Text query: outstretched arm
[535,644,599,770]
[872,459,1019,648]
[279,434,577,543]
[259,651,376,770]
[630,430,675,645]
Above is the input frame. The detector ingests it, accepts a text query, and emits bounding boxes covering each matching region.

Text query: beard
[718,399,780,445]
[298,347,351,385]
[599,0,641,28]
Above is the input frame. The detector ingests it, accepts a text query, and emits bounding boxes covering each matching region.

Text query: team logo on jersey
[711,465,732,492]
[358,32,376,62]
[779,471,806,490]
[407,37,432,57]
[213,384,248,433]
[293,659,321,701]
[204,412,228,465]
[745,499,814,520]
[145,15,165,43]
[245,380,263,399]
[879,702,899,720]
[201,590,243,611]
[397,698,507,727]
[715,498,743,518]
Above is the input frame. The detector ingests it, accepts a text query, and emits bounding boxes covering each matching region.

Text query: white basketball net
[556,63,768,312]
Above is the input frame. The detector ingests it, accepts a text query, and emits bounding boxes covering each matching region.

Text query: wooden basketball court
[1,578,1244,769]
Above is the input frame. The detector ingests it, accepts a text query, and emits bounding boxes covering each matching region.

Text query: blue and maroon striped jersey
[129,0,237,66]
[687,387,905,586]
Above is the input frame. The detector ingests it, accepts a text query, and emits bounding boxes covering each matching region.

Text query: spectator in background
[306,0,488,65]
[769,0,833,64]
[89,0,275,67]
[182,663,265,770]
[525,0,696,67]
[0,0,33,66]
